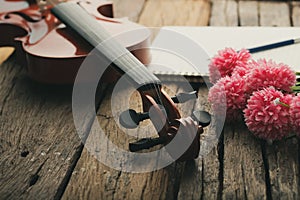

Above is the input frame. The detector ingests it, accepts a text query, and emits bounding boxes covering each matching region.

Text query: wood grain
[1,0,299,199]
[266,139,299,199]
[259,2,290,26]
[139,0,211,27]
[238,1,259,26]
[0,56,84,199]
[292,1,300,26]
[223,124,266,199]
[113,0,145,21]
[259,2,299,198]
[62,84,186,199]
[63,1,212,199]
[178,86,221,199]
[210,0,238,26]
[209,1,273,199]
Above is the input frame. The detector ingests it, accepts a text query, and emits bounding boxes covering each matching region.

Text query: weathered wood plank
[62,83,187,199]
[292,1,300,26]
[210,0,238,26]
[259,2,290,26]
[266,139,299,199]
[139,0,211,26]
[223,124,266,199]
[196,86,220,199]
[238,1,258,26]
[178,86,221,199]
[0,56,84,199]
[210,1,271,199]
[113,0,145,21]
[178,159,204,199]
[259,2,299,199]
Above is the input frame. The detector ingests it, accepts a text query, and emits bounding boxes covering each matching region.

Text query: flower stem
[273,98,290,107]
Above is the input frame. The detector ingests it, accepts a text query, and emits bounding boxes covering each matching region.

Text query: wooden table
[1,0,300,199]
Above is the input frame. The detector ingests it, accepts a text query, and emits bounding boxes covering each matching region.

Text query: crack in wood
[53,85,109,199]
[261,140,273,200]
[241,164,248,200]
[28,158,48,187]
[97,114,113,119]
[112,171,122,200]
[257,1,261,26]
[53,144,83,200]
[171,162,184,200]
[288,0,294,26]
[217,130,224,200]
[140,175,148,199]
[237,0,241,26]
[200,161,204,200]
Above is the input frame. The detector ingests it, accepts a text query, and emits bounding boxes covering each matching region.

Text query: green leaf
[291,85,300,91]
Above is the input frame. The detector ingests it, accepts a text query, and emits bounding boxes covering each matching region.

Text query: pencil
[247,38,300,53]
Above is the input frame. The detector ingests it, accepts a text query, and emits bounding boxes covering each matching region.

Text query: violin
[0,0,151,83]
[2,0,212,161]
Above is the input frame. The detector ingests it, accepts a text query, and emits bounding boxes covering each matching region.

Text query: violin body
[0,0,151,83]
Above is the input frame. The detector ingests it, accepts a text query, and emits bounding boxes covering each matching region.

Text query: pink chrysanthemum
[245,59,296,94]
[208,75,247,120]
[209,48,251,84]
[244,87,293,140]
[290,94,300,135]
[232,61,256,77]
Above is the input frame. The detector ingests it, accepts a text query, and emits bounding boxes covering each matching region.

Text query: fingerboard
[51,2,161,88]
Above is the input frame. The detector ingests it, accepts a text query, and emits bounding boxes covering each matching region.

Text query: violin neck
[51,2,161,88]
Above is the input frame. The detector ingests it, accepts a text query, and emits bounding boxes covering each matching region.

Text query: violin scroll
[121,87,211,162]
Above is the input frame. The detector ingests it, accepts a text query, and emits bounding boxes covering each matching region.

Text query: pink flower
[209,48,251,84]
[208,75,247,121]
[290,94,300,135]
[245,59,296,94]
[232,61,256,77]
[244,87,293,140]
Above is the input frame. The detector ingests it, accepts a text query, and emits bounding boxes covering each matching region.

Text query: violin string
[116,47,167,124]
[103,34,170,137]
[51,1,170,128]
[103,35,164,108]
[115,49,169,129]
[97,35,165,111]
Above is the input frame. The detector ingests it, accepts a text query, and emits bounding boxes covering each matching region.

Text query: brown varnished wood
[0,0,151,84]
